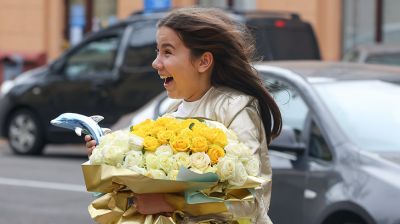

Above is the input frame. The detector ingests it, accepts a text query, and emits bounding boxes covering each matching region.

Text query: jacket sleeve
[225,101,273,224]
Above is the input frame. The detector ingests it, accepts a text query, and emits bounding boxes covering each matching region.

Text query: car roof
[257,61,400,83]
[124,9,302,24]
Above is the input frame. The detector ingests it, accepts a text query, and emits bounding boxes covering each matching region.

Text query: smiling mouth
[160,75,174,85]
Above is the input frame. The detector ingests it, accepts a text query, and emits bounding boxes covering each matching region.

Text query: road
[0,138,95,224]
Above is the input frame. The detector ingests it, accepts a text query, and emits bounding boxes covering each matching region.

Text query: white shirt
[171,87,214,118]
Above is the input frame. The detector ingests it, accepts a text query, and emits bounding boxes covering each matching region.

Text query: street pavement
[0,138,95,224]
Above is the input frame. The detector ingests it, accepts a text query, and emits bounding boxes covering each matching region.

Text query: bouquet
[82,116,268,224]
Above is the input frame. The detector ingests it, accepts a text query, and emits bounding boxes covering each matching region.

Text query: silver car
[114,61,400,224]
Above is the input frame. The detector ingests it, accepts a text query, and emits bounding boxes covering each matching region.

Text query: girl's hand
[135,193,174,215]
[84,135,97,156]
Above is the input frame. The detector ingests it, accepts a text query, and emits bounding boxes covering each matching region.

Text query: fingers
[84,135,96,156]
[84,135,92,142]
[86,145,96,156]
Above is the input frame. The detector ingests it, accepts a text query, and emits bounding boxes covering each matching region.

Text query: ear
[197,52,213,73]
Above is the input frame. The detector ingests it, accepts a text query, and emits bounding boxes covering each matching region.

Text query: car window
[64,36,119,79]
[315,80,400,152]
[251,22,320,60]
[122,21,157,68]
[264,77,309,133]
[365,52,400,66]
[309,121,333,161]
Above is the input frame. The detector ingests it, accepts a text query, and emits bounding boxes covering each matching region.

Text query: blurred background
[1,1,400,224]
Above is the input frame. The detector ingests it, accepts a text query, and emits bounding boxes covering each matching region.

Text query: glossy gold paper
[82,161,269,223]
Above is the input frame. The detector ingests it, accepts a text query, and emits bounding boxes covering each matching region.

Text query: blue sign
[144,0,171,12]
[69,4,86,27]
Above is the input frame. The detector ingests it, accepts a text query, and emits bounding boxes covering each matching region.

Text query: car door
[265,78,310,224]
[48,27,123,127]
[301,118,338,224]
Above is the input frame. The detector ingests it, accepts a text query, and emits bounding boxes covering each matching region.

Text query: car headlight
[0,80,15,96]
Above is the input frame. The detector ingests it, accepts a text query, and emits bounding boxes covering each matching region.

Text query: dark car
[0,10,320,155]
[117,61,400,224]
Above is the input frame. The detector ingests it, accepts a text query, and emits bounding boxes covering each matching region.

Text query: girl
[86,7,281,223]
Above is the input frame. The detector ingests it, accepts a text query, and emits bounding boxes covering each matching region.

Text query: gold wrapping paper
[82,162,269,223]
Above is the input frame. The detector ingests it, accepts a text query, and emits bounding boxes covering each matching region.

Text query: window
[265,78,309,132]
[122,22,157,68]
[64,36,119,78]
[309,121,332,161]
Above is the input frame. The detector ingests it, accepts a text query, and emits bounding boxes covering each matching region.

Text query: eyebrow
[160,43,175,49]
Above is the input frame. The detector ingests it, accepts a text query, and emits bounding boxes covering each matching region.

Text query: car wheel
[7,109,45,155]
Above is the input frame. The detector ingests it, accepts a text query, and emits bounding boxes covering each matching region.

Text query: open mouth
[164,77,174,84]
[160,75,174,85]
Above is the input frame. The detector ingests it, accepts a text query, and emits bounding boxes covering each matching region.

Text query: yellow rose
[212,129,228,147]
[155,117,175,127]
[157,130,175,144]
[170,135,191,152]
[150,126,167,137]
[143,136,160,151]
[181,119,202,129]
[190,136,209,153]
[165,119,181,132]
[178,128,194,139]
[195,127,218,142]
[207,144,225,164]
[131,129,146,138]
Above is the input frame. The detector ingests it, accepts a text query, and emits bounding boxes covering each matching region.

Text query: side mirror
[270,126,306,155]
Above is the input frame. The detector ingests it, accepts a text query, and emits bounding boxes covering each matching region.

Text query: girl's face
[152,26,212,101]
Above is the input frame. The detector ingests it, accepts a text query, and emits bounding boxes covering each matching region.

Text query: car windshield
[314,80,400,152]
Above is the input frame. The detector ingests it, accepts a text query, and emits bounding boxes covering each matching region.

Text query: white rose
[216,156,236,181]
[144,152,159,170]
[158,155,178,173]
[244,157,260,176]
[126,165,147,175]
[155,145,174,156]
[204,120,229,132]
[167,170,179,180]
[228,161,248,187]
[89,147,104,165]
[122,150,144,168]
[173,152,191,168]
[190,152,211,171]
[225,142,251,160]
[98,130,132,166]
[147,169,167,179]
[129,133,144,151]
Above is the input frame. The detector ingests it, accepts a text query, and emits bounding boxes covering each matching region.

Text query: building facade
[0,0,396,63]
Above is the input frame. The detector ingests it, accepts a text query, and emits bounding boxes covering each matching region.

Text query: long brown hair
[158,7,282,144]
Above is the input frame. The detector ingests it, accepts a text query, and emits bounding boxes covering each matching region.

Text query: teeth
[159,75,172,79]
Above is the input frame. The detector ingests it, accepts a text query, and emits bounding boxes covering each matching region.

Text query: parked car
[343,43,400,66]
[116,61,400,224]
[0,10,320,155]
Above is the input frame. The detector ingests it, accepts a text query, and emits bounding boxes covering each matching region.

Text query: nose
[152,56,162,70]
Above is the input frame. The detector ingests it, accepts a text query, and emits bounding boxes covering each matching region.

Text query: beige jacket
[167,86,273,224]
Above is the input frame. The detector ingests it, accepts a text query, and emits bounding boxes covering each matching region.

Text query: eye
[155,49,160,54]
